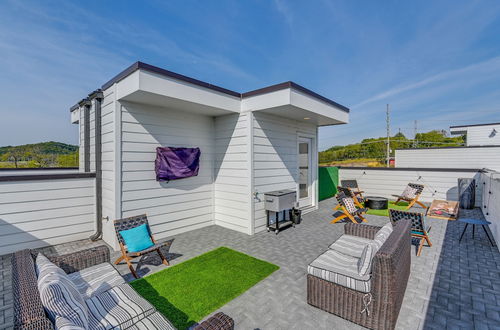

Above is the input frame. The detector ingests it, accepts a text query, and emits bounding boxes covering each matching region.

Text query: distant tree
[3,148,28,168]
[57,151,79,167]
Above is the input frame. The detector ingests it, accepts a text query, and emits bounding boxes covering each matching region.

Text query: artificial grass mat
[365,201,409,217]
[130,246,279,329]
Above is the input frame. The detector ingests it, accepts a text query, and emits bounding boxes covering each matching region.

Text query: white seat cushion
[126,311,176,330]
[308,249,371,293]
[329,235,373,258]
[86,283,156,329]
[68,263,125,299]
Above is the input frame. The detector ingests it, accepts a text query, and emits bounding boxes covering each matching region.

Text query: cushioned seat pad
[329,235,373,258]
[126,311,175,330]
[308,249,371,293]
[86,284,156,329]
[68,263,125,300]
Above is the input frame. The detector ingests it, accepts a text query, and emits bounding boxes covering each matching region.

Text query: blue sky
[1,0,499,150]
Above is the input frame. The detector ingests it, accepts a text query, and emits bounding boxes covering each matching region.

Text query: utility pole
[413,120,418,148]
[386,104,390,167]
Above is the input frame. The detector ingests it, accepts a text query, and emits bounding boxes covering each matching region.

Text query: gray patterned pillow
[36,254,88,329]
[358,243,375,276]
[342,197,357,214]
[373,222,393,250]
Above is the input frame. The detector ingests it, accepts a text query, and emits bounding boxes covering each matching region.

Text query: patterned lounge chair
[335,186,364,210]
[331,191,368,224]
[114,214,171,278]
[392,183,426,210]
[341,179,364,200]
[389,209,432,256]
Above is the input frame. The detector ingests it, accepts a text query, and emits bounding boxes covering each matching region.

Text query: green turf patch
[365,201,409,217]
[130,246,279,329]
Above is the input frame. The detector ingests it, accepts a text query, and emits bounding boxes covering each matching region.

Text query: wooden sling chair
[389,209,432,256]
[334,186,364,210]
[331,191,368,224]
[392,183,427,210]
[341,179,364,200]
[114,214,171,278]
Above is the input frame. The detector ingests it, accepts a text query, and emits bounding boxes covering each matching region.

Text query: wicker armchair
[114,214,172,278]
[307,220,411,330]
[12,246,234,330]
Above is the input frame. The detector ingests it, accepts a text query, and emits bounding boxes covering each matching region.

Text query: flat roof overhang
[241,86,349,126]
[75,61,350,124]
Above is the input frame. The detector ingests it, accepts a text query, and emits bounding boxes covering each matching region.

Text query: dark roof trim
[336,166,481,173]
[396,145,500,150]
[242,81,350,112]
[0,172,95,182]
[70,103,80,112]
[0,167,79,171]
[450,122,500,129]
[99,61,350,112]
[102,61,240,97]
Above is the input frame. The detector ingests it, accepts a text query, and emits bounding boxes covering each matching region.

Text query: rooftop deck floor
[1,198,499,329]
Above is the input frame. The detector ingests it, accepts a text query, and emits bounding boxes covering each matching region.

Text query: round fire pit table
[365,196,388,210]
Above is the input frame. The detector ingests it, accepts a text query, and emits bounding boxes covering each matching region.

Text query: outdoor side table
[364,196,388,210]
[458,218,495,246]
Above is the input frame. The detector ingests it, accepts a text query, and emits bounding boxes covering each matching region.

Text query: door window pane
[299,142,309,198]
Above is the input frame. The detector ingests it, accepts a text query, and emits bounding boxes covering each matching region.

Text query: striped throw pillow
[358,243,374,276]
[36,254,89,329]
[373,222,393,250]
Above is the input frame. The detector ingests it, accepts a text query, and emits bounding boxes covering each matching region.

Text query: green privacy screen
[319,167,339,201]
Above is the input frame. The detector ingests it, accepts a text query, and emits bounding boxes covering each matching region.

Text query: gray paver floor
[1,198,499,329]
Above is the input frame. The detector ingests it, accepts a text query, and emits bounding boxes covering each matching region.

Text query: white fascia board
[290,89,349,124]
[240,89,291,112]
[70,107,80,124]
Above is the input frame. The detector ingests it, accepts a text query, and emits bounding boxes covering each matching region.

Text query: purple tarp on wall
[155,147,201,181]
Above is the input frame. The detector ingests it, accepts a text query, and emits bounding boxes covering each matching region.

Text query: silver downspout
[88,89,104,241]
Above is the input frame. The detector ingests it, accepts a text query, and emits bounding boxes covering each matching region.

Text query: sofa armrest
[344,223,381,239]
[48,245,110,274]
[193,312,234,330]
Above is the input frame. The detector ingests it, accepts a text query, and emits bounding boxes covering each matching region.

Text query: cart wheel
[267,228,270,232]
[275,230,279,235]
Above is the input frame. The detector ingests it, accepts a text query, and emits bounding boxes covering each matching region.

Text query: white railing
[478,169,500,251]
[0,170,96,255]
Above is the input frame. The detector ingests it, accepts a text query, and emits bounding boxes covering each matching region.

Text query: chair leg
[330,214,347,224]
[406,199,417,210]
[417,237,425,256]
[124,257,138,278]
[394,198,402,205]
[459,223,468,242]
[482,225,495,246]
[157,248,169,266]
[333,204,341,211]
[424,234,432,247]
[415,200,427,209]
[357,214,368,223]
[346,213,358,223]
[114,255,125,265]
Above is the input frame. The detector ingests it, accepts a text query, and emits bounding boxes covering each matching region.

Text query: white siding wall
[253,112,316,233]
[0,177,95,255]
[338,168,483,206]
[100,88,117,246]
[118,102,215,245]
[395,147,500,171]
[214,113,251,234]
[479,170,500,251]
[466,124,500,146]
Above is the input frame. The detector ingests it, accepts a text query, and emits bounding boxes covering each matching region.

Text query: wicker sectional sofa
[12,245,234,330]
[307,220,411,330]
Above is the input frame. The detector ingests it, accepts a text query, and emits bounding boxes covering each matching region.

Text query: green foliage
[0,141,78,168]
[130,247,279,330]
[319,130,465,164]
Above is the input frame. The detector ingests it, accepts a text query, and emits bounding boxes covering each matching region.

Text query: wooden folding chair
[114,214,171,278]
[341,179,364,200]
[334,186,364,210]
[392,183,427,210]
[389,209,432,256]
[331,192,368,224]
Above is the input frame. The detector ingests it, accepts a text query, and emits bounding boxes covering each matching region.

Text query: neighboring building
[394,122,500,171]
[70,61,349,249]
[450,122,500,146]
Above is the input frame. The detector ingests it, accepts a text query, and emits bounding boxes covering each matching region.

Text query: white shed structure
[450,122,500,146]
[71,62,349,250]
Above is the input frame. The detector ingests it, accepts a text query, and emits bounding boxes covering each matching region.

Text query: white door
[298,137,313,208]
